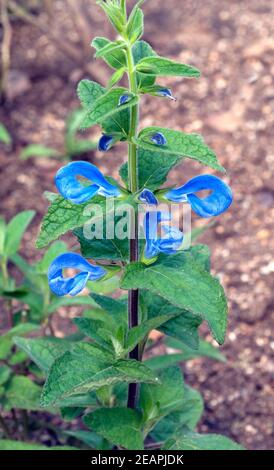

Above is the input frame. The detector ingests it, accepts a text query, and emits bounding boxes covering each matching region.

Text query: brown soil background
[0,0,274,450]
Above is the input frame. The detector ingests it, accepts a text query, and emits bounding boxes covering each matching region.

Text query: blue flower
[156,88,176,101]
[48,253,106,297]
[118,94,131,106]
[150,132,167,146]
[138,188,158,205]
[165,174,233,218]
[144,211,183,259]
[98,134,114,152]
[55,161,121,204]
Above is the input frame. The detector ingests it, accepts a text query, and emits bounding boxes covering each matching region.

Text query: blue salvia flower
[144,211,183,259]
[156,88,176,101]
[98,134,114,152]
[138,188,159,205]
[55,161,121,204]
[48,253,106,297]
[150,132,167,146]
[118,94,131,106]
[165,174,233,218]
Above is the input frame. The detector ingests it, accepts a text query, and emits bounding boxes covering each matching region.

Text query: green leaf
[0,365,11,386]
[0,123,11,145]
[162,429,245,450]
[0,323,39,360]
[151,385,204,441]
[144,354,189,370]
[77,79,105,108]
[120,148,181,190]
[84,408,144,450]
[121,250,228,344]
[81,87,138,129]
[74,221,130,262]
[132,40,157,88]
[0,440,77,451]
[95,40,126,60]
[140,291,202,349]
[64,430,107,450]
[20,145,60,160]
[136,127,225,172]
[0,216,6,255]
[137,56,200,78]
[124,315,179,355]
[127,8,144,43]
[41,343,159,406]
[108,67,126,88]
[14,336,71,372]
[90,293,127,324]
[3,376,43,411]
[140,366,184,434]
[47,295,97,315]
[4,210,35,256]
[73,317,115,352]
[166,337,226,362]
[92,37,127,70]
[36,195,101,249]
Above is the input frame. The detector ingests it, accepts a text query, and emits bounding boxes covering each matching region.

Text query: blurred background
[0,0,273,450]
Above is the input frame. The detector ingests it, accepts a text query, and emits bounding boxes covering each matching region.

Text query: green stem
[125,43,140,409]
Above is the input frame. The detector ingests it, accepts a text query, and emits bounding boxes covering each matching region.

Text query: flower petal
[98,134,114,152]
[165,174,233,217]
[139,189,158,205]
[144,211,182,259]
[48,253,106,297]
[150,132,167,146]
[118,94,131,106]
[55,161,121,203]
[156,88,176,101]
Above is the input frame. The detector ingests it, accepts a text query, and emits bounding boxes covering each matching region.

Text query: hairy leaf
[84,408,144,450]
[162,429,245,450]
[137,56,200,78]
[136,127,225,172]
[121,250,228,344]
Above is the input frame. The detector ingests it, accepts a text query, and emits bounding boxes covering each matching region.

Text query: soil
[0,0,273,450]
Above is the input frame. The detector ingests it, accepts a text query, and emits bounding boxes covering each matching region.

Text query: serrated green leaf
[14,336,71,372]
[166,337,226,362]
[92,37,127,70]
[3,376,43,411]
[144,354,189,370]
[81,87,138,129]
[84,408,144,450]
[125,315,179,355]
[90,293,127,324]
[136,127,225,172]
[41,343,158,406]
[140,366,185,435]
[162,429,245,450]
[151,385,204,442]
[73,317,115,352]
[4,210,35,256]
[137,56,200,78]
[77,79,105,108]
[140,291,202,349]
[95,40,126,60]
[119,148,181,190]
[121,250,228,344]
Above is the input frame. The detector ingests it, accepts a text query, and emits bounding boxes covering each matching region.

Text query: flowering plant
[17,0,243,451]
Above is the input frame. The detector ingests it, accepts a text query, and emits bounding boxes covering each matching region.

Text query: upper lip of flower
[48,252,106,297]
[55,161,121,204]
[164,174,233,218]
